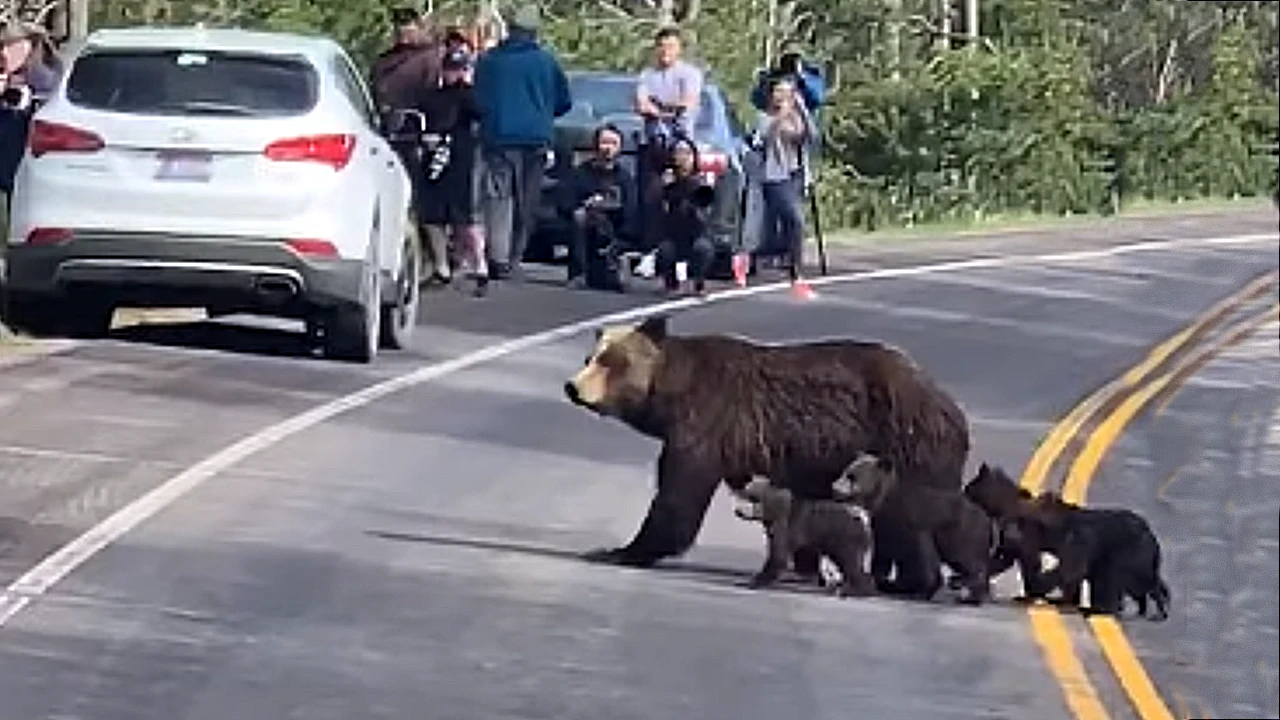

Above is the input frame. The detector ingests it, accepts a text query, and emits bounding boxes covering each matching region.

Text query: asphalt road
[0,207,1275,720]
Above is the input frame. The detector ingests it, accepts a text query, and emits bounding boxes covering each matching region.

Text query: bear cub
[840,454,993,604]
[734,478,875,598]
[1002,494,1171,621]
[964,463,1170,620]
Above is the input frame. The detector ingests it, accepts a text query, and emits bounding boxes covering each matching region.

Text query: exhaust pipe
[255,275,299,302]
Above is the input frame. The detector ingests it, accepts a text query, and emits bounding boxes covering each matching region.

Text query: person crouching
[416,44,489,297]
[560,123,637,291]
[653,138,716,296]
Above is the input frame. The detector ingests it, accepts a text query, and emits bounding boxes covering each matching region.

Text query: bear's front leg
[583,445,720,568]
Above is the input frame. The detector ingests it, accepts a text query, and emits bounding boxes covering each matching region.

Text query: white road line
[0,231,1274,628]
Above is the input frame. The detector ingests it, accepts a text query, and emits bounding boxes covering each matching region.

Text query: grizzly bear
[1001,495,1171,621]
[732,478,875,597]
[840,454,993,604]
[564,314,970,571]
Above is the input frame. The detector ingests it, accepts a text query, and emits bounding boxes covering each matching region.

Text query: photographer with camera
[750,46,826,120]
[559,124,638,291]
[654,137,716,297]
[415,43,489,297]
[0,22,61,202]
[750,74,819,298]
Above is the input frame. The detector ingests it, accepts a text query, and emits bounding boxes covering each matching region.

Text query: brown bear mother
[563,314,971,570]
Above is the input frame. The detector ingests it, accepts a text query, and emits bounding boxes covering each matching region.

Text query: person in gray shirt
[634,27,704,144]
[634,27,705,247]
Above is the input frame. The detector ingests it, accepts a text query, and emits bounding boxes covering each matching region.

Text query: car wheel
[379,221,420,350]
[61,297,116,339]
[2,290,112,339]
[324,259,381,364]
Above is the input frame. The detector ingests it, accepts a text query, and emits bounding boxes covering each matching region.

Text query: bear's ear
[636,314,669,342]
[594,327,605,342]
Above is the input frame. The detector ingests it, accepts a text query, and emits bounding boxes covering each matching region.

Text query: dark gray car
[525,70,754,278]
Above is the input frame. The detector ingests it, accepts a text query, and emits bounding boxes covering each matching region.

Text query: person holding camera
[370,8,442,186]
[751,75,818,294]
[415,44,489,297]
[559,124,638,291]
[0,22,61,201]
[654,138,716,296]
[750,47,826,120]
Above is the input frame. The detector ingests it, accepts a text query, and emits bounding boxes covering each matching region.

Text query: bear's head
[564,314,667,419]
[836,453,897,511]
[963,462,1035,520]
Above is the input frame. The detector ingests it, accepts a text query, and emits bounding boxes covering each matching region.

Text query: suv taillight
[29,120,105,158]
[263,134,356,170]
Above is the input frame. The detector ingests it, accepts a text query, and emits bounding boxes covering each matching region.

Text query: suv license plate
[155,151,212,182]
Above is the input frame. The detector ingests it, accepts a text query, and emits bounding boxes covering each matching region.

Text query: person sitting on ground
[559,123,638,291]
[654,137,715,297]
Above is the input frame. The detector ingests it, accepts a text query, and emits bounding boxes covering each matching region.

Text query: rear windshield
[66,49,318,117]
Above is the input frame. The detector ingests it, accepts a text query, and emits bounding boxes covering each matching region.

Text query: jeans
[480,146,546,274]
[759,171,806,280]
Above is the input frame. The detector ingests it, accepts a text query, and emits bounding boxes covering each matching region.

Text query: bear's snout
[564,381,581,405]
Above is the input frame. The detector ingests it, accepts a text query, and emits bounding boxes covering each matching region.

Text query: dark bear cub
[841,454,993,604]
[734,478,875,598]
[1004,494,1171,621]
[961,462,1062,598]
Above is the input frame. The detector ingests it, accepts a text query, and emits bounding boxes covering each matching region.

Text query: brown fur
[734,479,875,597]
[566,314,971,568]
[843,455,992,604]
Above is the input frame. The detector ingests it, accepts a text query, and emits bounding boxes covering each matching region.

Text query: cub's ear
[636,314,669,342]
[594,327,604,341]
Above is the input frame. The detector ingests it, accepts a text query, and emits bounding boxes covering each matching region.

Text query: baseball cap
[509,5,541,30]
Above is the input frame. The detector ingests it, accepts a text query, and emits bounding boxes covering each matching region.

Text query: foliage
[81,0,1280,232]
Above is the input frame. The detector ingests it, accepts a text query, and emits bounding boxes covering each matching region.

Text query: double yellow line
[1019,270,1280,720]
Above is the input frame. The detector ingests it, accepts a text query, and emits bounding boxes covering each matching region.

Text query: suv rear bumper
[4,230,365,313]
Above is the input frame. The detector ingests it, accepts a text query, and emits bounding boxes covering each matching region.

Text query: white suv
[3,26,422,363]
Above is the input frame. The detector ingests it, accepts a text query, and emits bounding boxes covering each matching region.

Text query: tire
[379,221,421,350]
[2,290,62,337]
[324,259,380,363]
[2,290,113,339]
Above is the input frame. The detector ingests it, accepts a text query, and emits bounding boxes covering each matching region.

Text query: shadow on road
[365,526,866,598]
[108,319,316,359]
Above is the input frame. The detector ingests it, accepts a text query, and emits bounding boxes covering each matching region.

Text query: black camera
[0,86,30,111]
[690,183,716,209]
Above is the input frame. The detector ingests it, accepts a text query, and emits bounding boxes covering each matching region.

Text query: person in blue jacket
[473,5,572,281]
[750,50,827,119]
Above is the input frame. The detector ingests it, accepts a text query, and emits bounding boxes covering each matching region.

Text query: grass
[822,195,1276,247]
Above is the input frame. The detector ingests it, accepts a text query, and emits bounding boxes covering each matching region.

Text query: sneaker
[473,276,489,297]
[790,279,816,301]
[566,276,587,290]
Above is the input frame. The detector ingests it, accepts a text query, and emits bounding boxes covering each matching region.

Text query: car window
[331,54,379,129]
[65,49,318,117]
